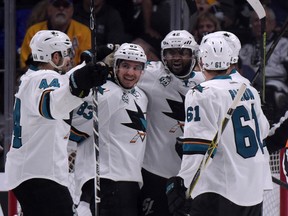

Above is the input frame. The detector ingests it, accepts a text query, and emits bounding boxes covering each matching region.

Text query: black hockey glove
[97,44,119,61]
[80,44,119,80]
[166,176,187,215]
[69,62,109,98]
[173,198,193,216]
[80,44,119,64]
[266,110,288,153]
[80,50,94,64]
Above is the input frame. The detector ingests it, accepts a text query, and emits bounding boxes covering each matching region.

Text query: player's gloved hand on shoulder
[80,44,119,64]
[166,176,187,215]
[103,44,119,67]
[97,43,119,61]
[69,62,109,98]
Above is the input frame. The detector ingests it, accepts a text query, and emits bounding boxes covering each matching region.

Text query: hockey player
[137,30,205,216]
[69,43,148,216]
[166,36,272,216]
[4,30,108,216]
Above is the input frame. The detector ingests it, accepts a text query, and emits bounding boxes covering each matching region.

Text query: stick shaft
[90,0,100,215]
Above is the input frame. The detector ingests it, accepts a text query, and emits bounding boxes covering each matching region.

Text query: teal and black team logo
[122,101,147,143]
[163,92,185,133]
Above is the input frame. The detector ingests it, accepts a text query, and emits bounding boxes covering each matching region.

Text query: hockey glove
[69,62,109,98]
[80,50,94,64]
[80,44,119,64]
[166,176,187,214]
[173,198,193,216]
[103,44,119,79]
[98,44,119,61]
[266,109,288,153]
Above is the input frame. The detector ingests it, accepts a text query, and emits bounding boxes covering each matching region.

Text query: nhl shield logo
[159,75,171,87]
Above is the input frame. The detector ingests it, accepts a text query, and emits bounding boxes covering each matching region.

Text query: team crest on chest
[159,75,171,87]
[122,101,147,143]
[163,92,186,133]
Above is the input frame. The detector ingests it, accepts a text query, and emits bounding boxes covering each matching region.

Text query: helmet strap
[49,56,70,72]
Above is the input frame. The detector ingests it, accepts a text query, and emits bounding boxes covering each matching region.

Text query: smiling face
[116,60,144,89]
[162,48,193,76]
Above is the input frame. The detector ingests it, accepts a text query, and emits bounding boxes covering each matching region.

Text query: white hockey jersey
[5,68,83,190]
[229,69,251,85]
[230,69,273,191]
[70,80,148,195]
[178,75,272,206]
[137,61,205,178]
[99,81,148,185]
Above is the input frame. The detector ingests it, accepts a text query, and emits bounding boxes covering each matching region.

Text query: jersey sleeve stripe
[69,126,90,144]
[39,90,54,119]
[182,138,216,157]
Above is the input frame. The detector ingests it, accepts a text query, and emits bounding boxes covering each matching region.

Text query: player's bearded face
[163,48,193,76]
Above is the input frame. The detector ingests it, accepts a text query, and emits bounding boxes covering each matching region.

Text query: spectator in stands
[191,11,221,44]
[218,1,252,44]
[25,0,48,29]
[73,0,127,46]
[106,0,140,39]
[132,34,161,61]
[270,0,288,31]
[19,0,91,69]
[141,0,171,40]
[190,0,223,29]
[239,5,288,123]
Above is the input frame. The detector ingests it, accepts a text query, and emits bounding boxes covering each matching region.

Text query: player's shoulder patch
[192,84,204,93]
[159,74,172,87]
[145,61,163,70]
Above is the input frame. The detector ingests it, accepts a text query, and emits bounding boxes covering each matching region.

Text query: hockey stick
[251,17,288,85]
[90,0,100,215]
[272,176,288,190]
[246,0,266,102]
[186,83,247,198]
